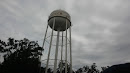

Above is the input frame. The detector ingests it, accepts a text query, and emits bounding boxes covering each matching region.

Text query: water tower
[42,10,72,73]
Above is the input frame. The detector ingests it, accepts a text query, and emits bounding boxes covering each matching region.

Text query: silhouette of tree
[41,67,46,73]
[57,60,75,73]
[41,60,75,73]
[102,63,130,73]
[75,63,109,73]
[0,38,43,73]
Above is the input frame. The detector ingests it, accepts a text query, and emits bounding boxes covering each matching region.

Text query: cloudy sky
[0,0,130,70]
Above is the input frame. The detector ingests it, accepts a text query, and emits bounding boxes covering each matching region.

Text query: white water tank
[48,10,71,31]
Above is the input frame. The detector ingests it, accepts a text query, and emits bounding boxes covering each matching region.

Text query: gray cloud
[0,0,130,70]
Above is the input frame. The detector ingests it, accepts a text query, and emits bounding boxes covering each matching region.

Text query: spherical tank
[48,10,71,31]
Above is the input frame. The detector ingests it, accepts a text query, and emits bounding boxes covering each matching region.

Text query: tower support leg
[65,19,68,73]
[53,30,60,73]
[60,32,64,73]
[39,24,49,73]
[45,18,55,73]
[69,26,72,73]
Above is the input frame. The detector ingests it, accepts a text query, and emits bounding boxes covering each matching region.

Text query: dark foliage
[0,38,43,73]
[102,63,130,73]
[75,63,109,73]
[76,63,99,73]
[0,38,129,73]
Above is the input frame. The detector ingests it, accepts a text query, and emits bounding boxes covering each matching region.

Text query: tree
[102,63,130,73]
[0,38,43,73]
[76,63,101,73]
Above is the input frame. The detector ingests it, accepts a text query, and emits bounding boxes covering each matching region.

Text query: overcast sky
[0,0,130,70]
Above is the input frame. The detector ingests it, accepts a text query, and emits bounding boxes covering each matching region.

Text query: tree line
[0,38,111,73]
